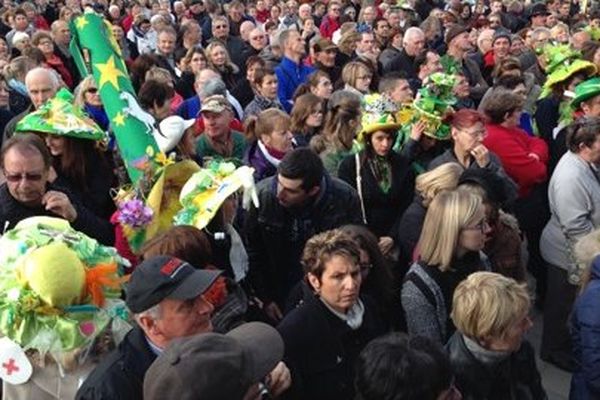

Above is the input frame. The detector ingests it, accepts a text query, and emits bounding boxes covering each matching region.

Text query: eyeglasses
[214,24,228,29]
[4,171,45,182]
[357,74,372,80]
[464,219,489,232]
[460,128,487,138]
[38,40,53,45]
[251,35,265,40]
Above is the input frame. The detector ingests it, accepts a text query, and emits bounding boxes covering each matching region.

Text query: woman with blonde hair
[401,190,491,343]
[395,162,463,264]
[3,55,33,114]
[74,76,109,132]
[310,90,361,175]
[337,30,360,65]
[244,108,293,181]
[447,272,545,399]
[342,61,372,96]
[205,41,242,92]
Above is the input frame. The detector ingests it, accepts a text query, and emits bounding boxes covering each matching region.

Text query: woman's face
[62,8,73,21]
[84,85,103,107]
[259,74,278,100]
[14,38,31,52]
[303,18,315,32]
[262,126,293,152]
[451,121,486,154]
[458,206,490,253]
[271,5,281,19]
[306,106,324,127]
[362,6,375,23]
[308,254,362,314]
[311,77,333,99]
[247,62,262,84]
[45,135,66,156]
[370,130,394,157]
[37,37,55,55]
[0,39,7,56]
[553,28,568,43]
[190,52,207,74]
[510,38,524,55]
[210,46,227,67]
[354,67,372,93]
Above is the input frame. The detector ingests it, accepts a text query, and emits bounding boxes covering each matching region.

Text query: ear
[450,126,459,141]
[137,314,162,338]
[307,185,320,197]
[307,272,321,293]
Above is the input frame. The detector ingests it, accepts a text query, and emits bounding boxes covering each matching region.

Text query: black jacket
[0,182,114,245]
[386,49,417,80]
[277,294,386,400]
[394,194,427,261]
[75,326,157,400]
[446,333,547,400]
[244,174,363,305]
[338,151,414,237]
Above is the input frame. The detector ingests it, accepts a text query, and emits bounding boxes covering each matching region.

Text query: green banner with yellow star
[69,12,161,184]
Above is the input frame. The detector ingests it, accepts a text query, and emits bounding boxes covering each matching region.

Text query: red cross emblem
[2,358,19,375]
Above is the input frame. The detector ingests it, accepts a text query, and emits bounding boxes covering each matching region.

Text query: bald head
[240,20,256,41]
[25,68,59,109]
[51,20,71,45]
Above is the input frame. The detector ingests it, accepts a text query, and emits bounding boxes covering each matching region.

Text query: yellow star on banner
[75,16,89,30]
[112,112,126,127]
[95,56,126,90]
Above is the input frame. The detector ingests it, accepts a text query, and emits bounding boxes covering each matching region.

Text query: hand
[410,120,426,141]
[266,361,292,397]
[42,191,77,222]
[470,144,490,167]
[378,236,394,256]
[264,301,283,322]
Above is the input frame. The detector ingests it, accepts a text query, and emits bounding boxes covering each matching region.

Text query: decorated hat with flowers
[358,94,401,143]
[15,88,107,141]
[399,72,457,140]
[174,162,258,230]
[540,45,597,98]
[0,217,130,374]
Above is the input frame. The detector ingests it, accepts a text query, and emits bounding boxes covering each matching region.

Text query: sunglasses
[4,172,44,182]
[87,88,98,93]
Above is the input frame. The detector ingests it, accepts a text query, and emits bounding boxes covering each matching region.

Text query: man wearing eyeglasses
[0,134,114,245]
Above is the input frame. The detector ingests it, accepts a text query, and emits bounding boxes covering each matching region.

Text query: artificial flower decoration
[175,161,259,230]
[540,44,597,99]
[0,217,130,365]
[357,94,401,144]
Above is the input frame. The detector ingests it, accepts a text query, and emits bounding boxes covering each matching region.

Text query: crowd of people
[2,0,600,398]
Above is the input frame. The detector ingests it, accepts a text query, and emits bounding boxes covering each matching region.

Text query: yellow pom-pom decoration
[17,242,86,308]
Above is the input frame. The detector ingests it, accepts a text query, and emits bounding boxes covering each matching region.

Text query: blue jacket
[571,255,600,399]
[275,57,315,113]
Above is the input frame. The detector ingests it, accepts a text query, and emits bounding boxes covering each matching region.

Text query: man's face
[405,32,425,56]
[454,31,472,52]
[53,22,71,44]
[157,32,176,55]
[286,31,305,57]
[276,175,313,208]
[26,72,56,109]
[357,32,375,53]
[375,20,391,38]
[212,20,229,40]
[559,3,570,16]
[389,79,413,103]
[490,1,502,13]
[185,23,201,45]
[228,5,243,21]
[493,37,510,58]
[153,295,215,345]
[531,14,547,27]
[387,12,400,27]
[3,148,48,207]
[249,29,267,50]
[203,110,232,139]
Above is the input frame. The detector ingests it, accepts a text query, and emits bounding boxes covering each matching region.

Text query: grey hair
[25,67,60,90]
[135,303,162,321]
[531,27,551,41]
[199,77,227,98]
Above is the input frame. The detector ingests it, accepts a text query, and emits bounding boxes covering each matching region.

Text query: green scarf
[369,156,392,194]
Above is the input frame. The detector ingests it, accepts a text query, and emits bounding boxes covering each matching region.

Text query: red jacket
[319,15,340,39]
[483,123,548,198]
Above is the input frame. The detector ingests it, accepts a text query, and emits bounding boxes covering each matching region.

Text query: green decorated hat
[15,88,106,141]
[412,72,457,140]
[572,77,600,108]
[540,45,598,99]
[358,94,401,143]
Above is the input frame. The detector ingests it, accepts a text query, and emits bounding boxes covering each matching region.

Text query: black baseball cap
[126,255,221,313]
[529,3,549,18]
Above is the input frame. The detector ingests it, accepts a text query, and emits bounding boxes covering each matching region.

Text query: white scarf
[321,298,365,330]
[257,140,282,168]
